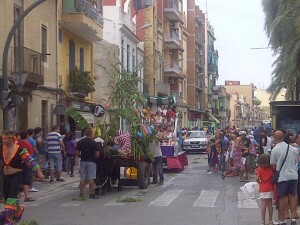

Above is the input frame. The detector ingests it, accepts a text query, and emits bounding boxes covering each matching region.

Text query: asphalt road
[21,155,270,225]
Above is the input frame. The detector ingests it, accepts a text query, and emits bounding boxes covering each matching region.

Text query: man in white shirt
[270,131,299,225]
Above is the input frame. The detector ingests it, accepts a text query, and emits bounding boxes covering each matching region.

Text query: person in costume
[114,130,131,155]
[0,131,44,225]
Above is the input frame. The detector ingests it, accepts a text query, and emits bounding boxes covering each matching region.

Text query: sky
[187,0,275,89]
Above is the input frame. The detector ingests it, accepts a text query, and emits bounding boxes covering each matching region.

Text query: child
[206,138,217,175]
[256,153,274,225]
[66,132,76,177]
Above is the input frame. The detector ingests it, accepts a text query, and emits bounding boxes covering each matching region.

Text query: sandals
[24,197,35,202]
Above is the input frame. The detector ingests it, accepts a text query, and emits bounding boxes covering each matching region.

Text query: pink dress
[232,142,243,170]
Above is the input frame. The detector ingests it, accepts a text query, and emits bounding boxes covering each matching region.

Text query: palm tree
[262,0,300,100]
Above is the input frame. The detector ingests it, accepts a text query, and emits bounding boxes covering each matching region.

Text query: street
[20,155,264,225]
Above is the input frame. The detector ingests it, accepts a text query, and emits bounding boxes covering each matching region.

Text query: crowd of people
[205,125,300,225]
[0,105,179,225]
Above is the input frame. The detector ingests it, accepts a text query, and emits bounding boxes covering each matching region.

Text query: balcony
[218,107,227,117]
[120,8,135,31]
[157,81,169,95]
[195,16,203,26]
[60,0,103,43]
[211,107,219,115]
[11,46,44,86]
[164,31,183,51]
[195,79,204,90]
[195,34,202,46]
[164,60,180,77]
[164,0,180,20]
[195,103,205,112]
[195,56,203,69]
[208,93,218,100]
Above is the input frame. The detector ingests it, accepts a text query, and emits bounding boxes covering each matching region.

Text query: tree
[262,0,300,100]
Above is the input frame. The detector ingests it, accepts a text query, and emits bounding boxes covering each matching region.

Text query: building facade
[185,0,206,128]
[206,22,219,123]
[58,0,103,132]
[0,0,58,132]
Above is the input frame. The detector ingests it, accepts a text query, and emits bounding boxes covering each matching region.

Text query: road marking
[60,201,82,207]
[163,176,177,188]
[149,189,183,206]
[237,191,258,208]
[193,190,219,207]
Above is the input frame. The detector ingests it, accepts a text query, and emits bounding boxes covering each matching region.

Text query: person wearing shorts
[270,131,299,225]
[46,126,66,182]
[239,131,252,181]
[76,128,100,199]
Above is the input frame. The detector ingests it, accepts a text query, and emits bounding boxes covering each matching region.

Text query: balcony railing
[169,30,179,42]
[208,64,218,73]
[164,0,179,14]
[195,79,204,89]
[195,34,202,45]
[164,60,180,75]
[120,8,135,31]
[62,0,103,25]
[13,46,44,76]
[195,103,204,111]
[195,16,203,25]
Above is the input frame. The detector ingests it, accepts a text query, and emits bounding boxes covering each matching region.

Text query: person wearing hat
[238,131,252,182]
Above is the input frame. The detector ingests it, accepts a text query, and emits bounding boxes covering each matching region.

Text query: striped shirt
[46,132,62,153]
[115,133,131,150]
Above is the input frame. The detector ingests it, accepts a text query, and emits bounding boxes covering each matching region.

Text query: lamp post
[1,0,47,130]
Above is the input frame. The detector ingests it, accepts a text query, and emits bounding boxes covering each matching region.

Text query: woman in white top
[164,126,175,145]
[155,111,163,124]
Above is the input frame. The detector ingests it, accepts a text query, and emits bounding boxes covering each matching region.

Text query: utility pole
[1,0,47,130]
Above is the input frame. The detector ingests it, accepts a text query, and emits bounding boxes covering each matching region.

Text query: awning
[206,112,221,124]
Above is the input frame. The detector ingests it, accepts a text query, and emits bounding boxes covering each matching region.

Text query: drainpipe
[2,0,47,130]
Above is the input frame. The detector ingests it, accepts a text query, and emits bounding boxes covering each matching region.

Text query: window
[41,100,48,135]
[179,25,182,40]
[132,49,135,72]
[219,101,224,111]
[127,44,130,72]
[179,52,183,69]
[41,25,47,62]
[69,39,75,71]
[59,29,62,43]
[121,39,124,66]
[80,48,84,72]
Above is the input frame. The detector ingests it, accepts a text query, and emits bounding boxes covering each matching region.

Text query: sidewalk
[26,167,80,200]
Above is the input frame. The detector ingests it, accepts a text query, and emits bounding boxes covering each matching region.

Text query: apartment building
[206,22,219,121]
[215,86,231,128]
[0,0,103,132]
[58,0,103,132]
[185,0,206,127]
[224,81,255,107]
[0,0,58,132]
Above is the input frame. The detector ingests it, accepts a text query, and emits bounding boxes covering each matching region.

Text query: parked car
[182,130,208,153]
